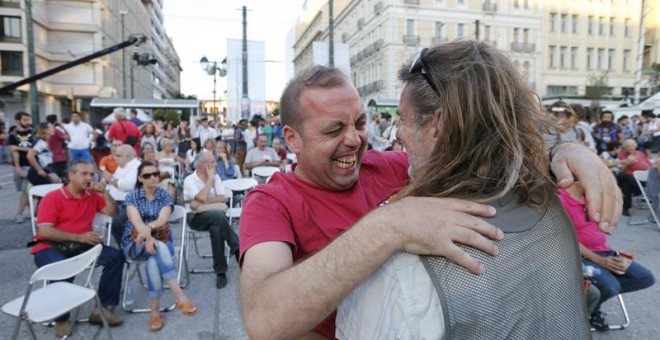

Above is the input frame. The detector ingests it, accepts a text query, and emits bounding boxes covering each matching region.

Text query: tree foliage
[585,71,609,100]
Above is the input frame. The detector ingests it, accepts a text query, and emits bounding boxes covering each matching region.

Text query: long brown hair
[399,40,557,205]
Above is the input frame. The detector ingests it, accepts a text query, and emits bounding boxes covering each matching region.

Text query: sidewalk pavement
[0,165,659,338]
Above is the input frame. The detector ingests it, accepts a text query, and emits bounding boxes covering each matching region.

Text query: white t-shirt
[109,158,140,201]
[183,171,226,213]
[245,147,279,165]
[197,127,219,144]
[64,121,93,150]
[32,139,52,168]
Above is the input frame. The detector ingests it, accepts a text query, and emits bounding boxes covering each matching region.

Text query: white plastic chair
[223,178,258,225]
[590,294,630,331]
[630,170,660,230]
[120,205,188,313]
[2,245,112,340]
[251,166,280,182]
[28,184,62,238]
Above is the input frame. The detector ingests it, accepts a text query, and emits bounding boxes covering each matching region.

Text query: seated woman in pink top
[559,183,655,331]
[618,139,651,176]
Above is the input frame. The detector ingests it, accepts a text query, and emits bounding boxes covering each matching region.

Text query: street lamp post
[119,10,128,98]
[200,56,227,122]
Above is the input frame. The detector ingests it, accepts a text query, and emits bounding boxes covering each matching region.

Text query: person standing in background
[64,111,95,164]
[45,115,69,180]
[8,112,33,223]
[0,121,8,164]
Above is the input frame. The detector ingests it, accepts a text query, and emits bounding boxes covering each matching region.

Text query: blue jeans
[122,240,176,299]
[583,250,656,314]
[69,148,92,164]
[34,245,124,321]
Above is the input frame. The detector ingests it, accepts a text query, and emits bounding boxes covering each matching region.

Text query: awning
[90,98,200,109]
[367,98,399,108]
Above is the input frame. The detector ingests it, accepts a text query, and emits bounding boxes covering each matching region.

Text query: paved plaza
[0,163,658,339]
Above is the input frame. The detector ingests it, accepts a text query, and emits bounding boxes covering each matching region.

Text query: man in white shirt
[183,152,239,289]
[105,144,140,245]
[64,111,95,163]
[197,117,219,144]
[244,134,280,171]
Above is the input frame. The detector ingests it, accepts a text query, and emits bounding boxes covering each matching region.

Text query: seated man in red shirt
[31,160,123,337]
[618,139,651,176]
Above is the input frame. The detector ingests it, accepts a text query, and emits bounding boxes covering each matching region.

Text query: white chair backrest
[633,170,649,182]
[224,178,258,192]
[169,205,186,222]
[30,244,102,284]
[29,184,63,237]
[233,163,243,179]
[251,166,280,179]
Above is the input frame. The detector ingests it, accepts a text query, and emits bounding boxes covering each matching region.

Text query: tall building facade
[292,0,656,106]
[0,0,181,122]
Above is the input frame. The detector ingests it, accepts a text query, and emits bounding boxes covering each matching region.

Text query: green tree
[170,91,198,123]
[153,108,180,124]
[585,71,609,101]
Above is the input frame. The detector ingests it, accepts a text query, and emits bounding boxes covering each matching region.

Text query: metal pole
[120,11,127,98]
[242,6,248,98]
[130,55,135,98]
[634,0,648,105]
[475,20,480,40]
[213,64,217,121]
[329,0,334,67]
[25,0,39,123]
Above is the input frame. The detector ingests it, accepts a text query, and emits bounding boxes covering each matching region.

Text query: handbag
[119,121,139,146]
[194,202,228,213]
[50,241,93,258]
[128,224,170,259]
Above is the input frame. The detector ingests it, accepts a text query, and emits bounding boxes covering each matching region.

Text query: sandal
[149,314,164,332]
[176,300,199,316]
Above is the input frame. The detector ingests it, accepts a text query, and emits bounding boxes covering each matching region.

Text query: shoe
[14,214,24,224]
[622,209,631,217]
[216,273,228,289]
[589,311,610,332]
[149,314,164,332]
[89,307,123,327]
[176,300,199,316]
[55,320,72,338]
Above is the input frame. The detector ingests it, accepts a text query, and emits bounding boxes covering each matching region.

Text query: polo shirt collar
[60,184,92,200]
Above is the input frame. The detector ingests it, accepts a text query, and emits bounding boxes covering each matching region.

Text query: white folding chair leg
[608,294,630,330]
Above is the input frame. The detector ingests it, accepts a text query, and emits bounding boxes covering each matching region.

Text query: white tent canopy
[101,108,152,124]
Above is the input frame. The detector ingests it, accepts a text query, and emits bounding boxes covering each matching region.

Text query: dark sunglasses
[141,171,160,179]
[409,47,441,98]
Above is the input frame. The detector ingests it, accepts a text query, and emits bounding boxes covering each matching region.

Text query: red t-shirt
[618,150,651,176]
[32,185,105,255]
[48,127,68,163]
[239,150,409,338]
[108,120,142,154]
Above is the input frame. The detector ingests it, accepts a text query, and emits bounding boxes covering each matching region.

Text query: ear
[430,108,443,139]
[283,125,301,153]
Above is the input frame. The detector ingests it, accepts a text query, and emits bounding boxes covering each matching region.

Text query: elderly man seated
[183,152,240,289]
[244,134,280,182]
[104,144,140,245]
[30,160,124,337]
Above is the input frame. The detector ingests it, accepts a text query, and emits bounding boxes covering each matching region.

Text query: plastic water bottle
[583,265,602,278]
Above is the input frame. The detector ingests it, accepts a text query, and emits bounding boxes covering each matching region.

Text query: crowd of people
[0,38,656,339]
[1,107,286,337]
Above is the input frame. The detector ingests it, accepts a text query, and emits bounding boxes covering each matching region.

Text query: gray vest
[421,195,592,339]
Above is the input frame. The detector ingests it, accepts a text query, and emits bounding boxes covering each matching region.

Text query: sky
[162,0,304,101]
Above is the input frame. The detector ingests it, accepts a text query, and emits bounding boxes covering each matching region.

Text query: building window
[406,19,415,36]
[608,48,615,70]
[623,49,630,71]
[624,18,631,37]
[597,48,604,69]
[484,25,491,41]
[609,17,615,36]
[571,47,578,69]
[549,45,556,68]
[457,0,465,5]
[571,15,578,34]
[513,0,519,8]
[1,51,23,76]
[513,27,520,43]
[560,14,567,33]
[587,48,594,69]
[457,23,464,38]
[560,46,567,68]
[598,17,604,36]
[550,13,556,33]
[1,16,21,39]
[524,0,529,8]
[588,16,594,35]
[522,61,530,82]
[522,28,529,43]
[435,21,443,38]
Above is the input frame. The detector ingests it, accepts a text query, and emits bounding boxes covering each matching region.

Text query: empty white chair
[630,170,660,230]
[2,244,112,340]
[28,183,62,238]
[223,178,258,225]
[251,166,280,182]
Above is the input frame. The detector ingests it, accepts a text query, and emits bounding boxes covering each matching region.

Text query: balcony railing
[404,0,419,5]
[432,36,448,45]
[510,42,535,53]
[403,35,420,46]
[375,1,383,14]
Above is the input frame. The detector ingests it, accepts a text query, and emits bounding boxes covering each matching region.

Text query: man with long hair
[239,61,621,338]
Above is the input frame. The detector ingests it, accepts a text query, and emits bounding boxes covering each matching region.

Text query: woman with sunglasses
[122,162,198,332]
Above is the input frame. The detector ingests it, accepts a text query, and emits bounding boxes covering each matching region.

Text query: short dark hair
[46,114,58,124]
[71,111,81,117]
[14,112,30,121]
[280,65,350,130]
[600,110,614,118]
[617,115,629,122]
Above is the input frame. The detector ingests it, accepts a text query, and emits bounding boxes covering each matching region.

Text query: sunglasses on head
[141,171,160,179]
[409,47,441,98]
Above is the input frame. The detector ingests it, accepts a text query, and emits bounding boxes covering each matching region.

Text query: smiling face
[286,83,367,191]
